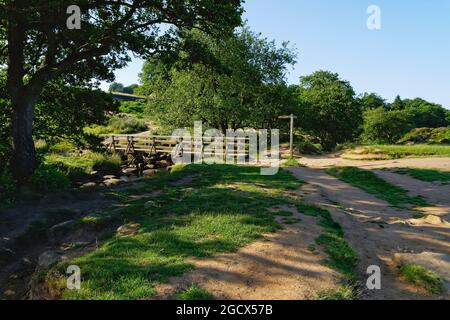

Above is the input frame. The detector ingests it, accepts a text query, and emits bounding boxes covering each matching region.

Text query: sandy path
[154,208,343,300]
[285,167,450,300]
[374,170,450,219]
[298,155,450,170]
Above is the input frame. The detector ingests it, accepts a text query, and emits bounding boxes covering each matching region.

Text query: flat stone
[80,182,97,189]
[117,223,141,237]
[103,178,122,187]
[142,169,157,177]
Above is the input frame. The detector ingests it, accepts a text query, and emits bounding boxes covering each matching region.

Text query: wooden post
[279,114,297,159]
[290,114,294,159]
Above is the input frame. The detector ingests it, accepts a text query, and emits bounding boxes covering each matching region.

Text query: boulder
[38,251,63,268]
[117,223,141,237]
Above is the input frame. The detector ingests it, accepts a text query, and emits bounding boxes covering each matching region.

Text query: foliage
[45,152,122,180]
[30,164,71,191]
[399,127,450,145]
[399,264,443,295]
[34,82,118,145]
[327,167,428,208]
[119,101,147,117]
[403,98,449,128]
[361,107,412,144]
[143,27,297,133]
[85,115,148,135]
[1,0,244,181]
[358,92,386,110]
[295,71,362,150]
[109,83,140,94]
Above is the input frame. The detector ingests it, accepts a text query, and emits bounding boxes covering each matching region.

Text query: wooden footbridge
[102,133,253,166]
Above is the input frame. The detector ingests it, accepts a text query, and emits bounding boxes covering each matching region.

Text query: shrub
[30,164,71,191]
[89,153,122,175]
[399,127,450,145]
[361,107,412,144]
[85,115,148,135]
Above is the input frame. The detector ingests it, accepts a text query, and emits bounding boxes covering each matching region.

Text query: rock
[146,164,156,170]
[117,223,141,237]
[122,168,138,176]
[80,182,97,189]
[144,200,156,209]
[423,215,448,225]
[166,166,173,172]
[103,175,118,180]
[3,289,15,296]
[47,220,78,244]
[103,178,122,187]
[38,251,63,268]
[142,169,157,177]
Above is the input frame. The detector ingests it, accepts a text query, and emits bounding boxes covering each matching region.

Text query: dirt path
[154,207,343,300]
[374,170,450,219]
[285,167,450,300]
[298,154,450,170]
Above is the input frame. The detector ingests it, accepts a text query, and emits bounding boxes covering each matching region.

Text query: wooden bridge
[102,133,254,166]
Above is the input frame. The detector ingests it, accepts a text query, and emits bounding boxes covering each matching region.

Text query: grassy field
[37,164,361,300]
[344,145,450,160]
[394,168,450,184]
[42,164,304,299]
[327,167,428,208]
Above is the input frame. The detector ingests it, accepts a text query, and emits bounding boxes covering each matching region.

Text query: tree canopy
[142,27,297,133]
[294,71,363,150]
[0,0,244,182]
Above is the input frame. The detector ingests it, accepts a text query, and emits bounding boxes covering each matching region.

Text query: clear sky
[102,0,450,108]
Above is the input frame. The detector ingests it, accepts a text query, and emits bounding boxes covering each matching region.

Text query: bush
[119,101,146,117]
[45,152,122,181]
[85,114,148,135]
[362,108,412,144]
[399,127,450,145]
[30,164,71,191]
[88,152,122,175]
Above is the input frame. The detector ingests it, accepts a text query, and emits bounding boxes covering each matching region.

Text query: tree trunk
[11,94,39,184]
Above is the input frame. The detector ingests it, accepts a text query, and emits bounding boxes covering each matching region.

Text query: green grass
[394,168,450,183]
[297,203,358,283]
[44,164,303,300]
[399,264,443,295]
[44,151,122,181]
[282,158,302,167]
[327,167,429,208]
[345,145,450,160]
[314,285,354,300]
[177,286,215,300]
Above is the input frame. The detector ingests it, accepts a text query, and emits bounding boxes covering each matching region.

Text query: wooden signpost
[278,114,297,159]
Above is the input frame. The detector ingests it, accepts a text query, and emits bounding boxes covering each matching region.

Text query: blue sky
[102,0,450,108]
